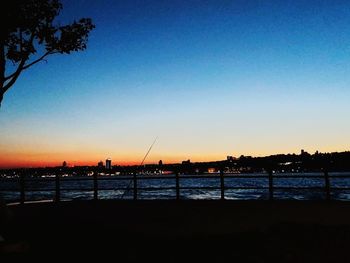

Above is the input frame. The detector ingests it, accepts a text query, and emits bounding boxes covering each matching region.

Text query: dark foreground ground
[2,200,350,262]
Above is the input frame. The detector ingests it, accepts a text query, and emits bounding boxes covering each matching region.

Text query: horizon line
[1,149,349,170]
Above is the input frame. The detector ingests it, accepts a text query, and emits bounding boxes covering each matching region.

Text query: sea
[1,172,350,203]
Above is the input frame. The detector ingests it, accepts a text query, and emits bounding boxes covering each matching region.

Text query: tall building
[62,161,67,167]
[106,158,112,169]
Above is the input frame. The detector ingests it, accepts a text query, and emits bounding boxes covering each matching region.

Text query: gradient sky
[1,0,350,168]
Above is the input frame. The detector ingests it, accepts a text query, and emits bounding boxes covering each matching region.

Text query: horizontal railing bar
[20,189,92,192]
[51,189,92,192]
[18,189,56,192]
[177,187,221,190]
[11,186,350,192]
[91,177,134,180]
[176,175,223,179]
[4,174,350,182]
[56,178,94,181]
[273,187,326,190]
[95,188,132,191]
[226,187,343,190]
[225,187,269,190]
[272,176,325,179]
[23,178,56,182]
[224,175,268,179]
[179,175,266,179]
[131,187,177,191]
[132,176,176,180]
[74,187,176,191]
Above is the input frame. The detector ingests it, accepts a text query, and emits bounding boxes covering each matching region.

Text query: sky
[1,0,350,168]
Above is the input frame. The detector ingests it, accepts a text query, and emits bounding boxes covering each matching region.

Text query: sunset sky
[1,0,350,168]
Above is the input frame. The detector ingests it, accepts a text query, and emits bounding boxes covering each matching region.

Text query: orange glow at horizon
[0,148,234,168]
[1,146,349,169]
[0,155,223,168]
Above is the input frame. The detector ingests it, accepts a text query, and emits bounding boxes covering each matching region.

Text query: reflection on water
[1,173,350,203]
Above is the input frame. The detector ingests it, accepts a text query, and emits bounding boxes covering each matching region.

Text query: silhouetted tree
[0,0,95,106]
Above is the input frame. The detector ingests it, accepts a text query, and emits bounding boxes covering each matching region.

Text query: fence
[2,170,350,204]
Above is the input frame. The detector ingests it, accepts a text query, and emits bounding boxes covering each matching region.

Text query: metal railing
[1,170,350,204]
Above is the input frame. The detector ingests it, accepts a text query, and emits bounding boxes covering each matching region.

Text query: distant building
[301,149,309,155]
[182,159,191,165]
[158,160,163,166]
[106,158,112,169]
[97,161,104,168]
[227,156,235,162]
[62,161,67,167]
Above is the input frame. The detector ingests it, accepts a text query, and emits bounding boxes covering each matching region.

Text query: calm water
[1,172,350,203]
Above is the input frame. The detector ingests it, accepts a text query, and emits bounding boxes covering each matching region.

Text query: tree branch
[2,32,36,92]
[4,51,56,82]
[22,51,55,70]
[2,59,26,92]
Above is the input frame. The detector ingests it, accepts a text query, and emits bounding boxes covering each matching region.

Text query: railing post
[268,169,273,201]
[133,174,137,200]
[20,174,25,204]
[55,174,60,202]
[220,169,225,200]
[93,172,98,200]
[324,169,331,201]
[176,172,180,200]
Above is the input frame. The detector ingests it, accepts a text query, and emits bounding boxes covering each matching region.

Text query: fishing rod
[120,136,158,199]
[140,136,158,166]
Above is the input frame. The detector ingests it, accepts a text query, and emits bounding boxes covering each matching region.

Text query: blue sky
[1,0,350,167]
